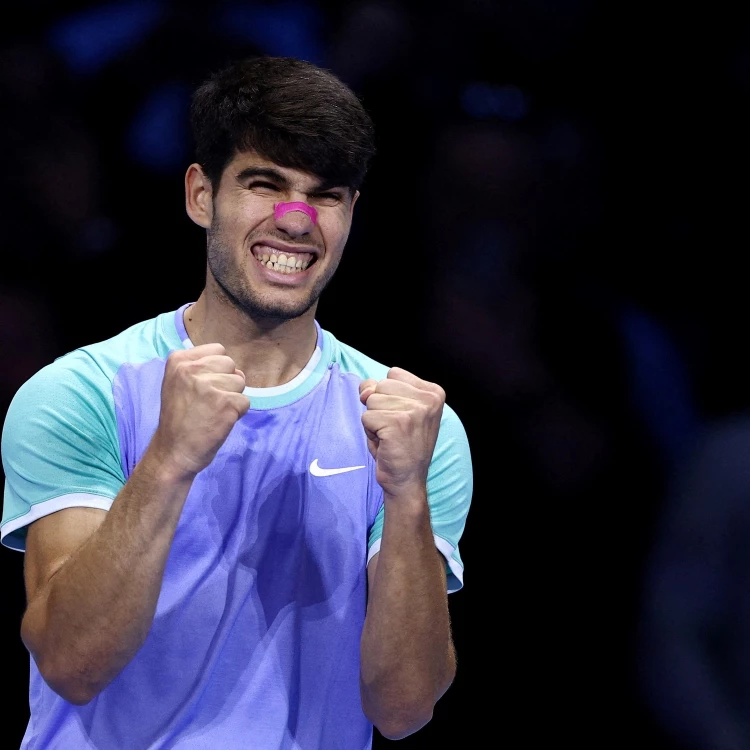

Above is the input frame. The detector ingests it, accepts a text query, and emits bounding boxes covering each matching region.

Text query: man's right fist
[149,344,250,478]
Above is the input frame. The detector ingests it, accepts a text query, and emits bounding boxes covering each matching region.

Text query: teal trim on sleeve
[366,403,473,592]
[1,308,182,551]
[1,353,125,551]
[424,403,472,590]
[326,329,473,593]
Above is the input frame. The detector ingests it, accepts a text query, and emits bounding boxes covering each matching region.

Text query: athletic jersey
[1,302,472,750]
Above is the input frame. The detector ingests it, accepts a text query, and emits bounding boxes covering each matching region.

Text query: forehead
[224,150,325,191]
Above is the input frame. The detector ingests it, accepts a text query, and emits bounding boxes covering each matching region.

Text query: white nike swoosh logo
[309,459,366,477]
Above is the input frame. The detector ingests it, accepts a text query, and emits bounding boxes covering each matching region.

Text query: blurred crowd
[3,1,750,748]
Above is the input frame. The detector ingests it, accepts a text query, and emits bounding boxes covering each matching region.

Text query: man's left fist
[359,367,445,497]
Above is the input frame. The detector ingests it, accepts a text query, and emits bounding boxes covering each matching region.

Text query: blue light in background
[217,0,326,65]
[618,303,701,472]
[125,82,191,173]
[461,83,529,121]
[47,0,167,76]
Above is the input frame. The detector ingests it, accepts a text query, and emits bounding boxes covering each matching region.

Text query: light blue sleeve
[1,353,125,551]
[367,403,473,593]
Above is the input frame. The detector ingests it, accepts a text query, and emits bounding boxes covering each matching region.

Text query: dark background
[2,1,749,747]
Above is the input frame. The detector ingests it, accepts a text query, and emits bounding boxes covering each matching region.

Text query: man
[1,55,472,749]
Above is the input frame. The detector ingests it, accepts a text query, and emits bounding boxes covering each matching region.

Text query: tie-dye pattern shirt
[1,303,472,750]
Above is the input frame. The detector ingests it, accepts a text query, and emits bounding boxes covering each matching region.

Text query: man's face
[205,151,358,322]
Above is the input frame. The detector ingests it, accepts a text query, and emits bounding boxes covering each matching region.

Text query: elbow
[377,722,430,742]
[362,687,442,740]
[363,660,456,739]
[22,621,101,706]
[49,680,98,706]
[50,668,102,706]
[33,651,101,705]
[372,707,434,741]
[30,657,99,705]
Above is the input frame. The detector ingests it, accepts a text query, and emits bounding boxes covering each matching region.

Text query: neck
[183,290,319,388]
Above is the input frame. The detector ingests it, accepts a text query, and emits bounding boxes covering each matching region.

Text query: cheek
[214,196,269,233]
[320,217,351,253]
[215,215,263,251]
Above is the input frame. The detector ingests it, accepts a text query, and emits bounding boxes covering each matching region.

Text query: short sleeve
[1,354,125,551]
[367,403,473,593]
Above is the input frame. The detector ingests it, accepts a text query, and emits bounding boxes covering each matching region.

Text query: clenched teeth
[252,247,313,274]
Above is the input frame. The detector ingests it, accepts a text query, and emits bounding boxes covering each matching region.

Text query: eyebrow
[235,167,346,194]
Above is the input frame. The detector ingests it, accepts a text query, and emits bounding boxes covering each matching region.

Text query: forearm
[21,449,194,704]
[360,487,456,739]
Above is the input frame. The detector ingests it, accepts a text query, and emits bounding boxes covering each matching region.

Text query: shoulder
[321,328,391,382]
[321,327,468,428]
[72,307,183,376]
[5,307,182,424]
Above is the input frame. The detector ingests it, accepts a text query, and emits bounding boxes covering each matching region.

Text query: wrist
[382,480,427,502]
[141,438,200,485]
[382,485,430,525]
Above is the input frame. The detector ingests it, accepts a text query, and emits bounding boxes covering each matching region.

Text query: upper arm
[1,356,123,552]
[24,507,108,606]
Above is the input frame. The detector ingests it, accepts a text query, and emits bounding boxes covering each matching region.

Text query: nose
[273,201,318,238]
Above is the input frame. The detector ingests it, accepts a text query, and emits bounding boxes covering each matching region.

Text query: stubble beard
[205,222,338,324]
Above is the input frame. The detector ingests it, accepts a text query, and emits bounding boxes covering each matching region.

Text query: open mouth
[251,245,315,274]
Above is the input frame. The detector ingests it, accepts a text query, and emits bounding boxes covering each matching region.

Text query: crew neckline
[172,302,327,408]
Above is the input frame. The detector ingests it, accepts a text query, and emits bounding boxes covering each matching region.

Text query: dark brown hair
[190,55,376,192]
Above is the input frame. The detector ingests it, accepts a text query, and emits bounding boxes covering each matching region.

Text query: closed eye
[247,180,280,191]
[310,192,343,205]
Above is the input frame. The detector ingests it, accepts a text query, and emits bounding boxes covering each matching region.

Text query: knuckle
[170,360,190,380]
[428,389,444,408]
[166,351,184,370]
[395,412,411,428]
[195,377,213,395]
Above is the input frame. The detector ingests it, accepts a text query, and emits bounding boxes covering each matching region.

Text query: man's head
[190,55,376,195]
[185,56,376,323]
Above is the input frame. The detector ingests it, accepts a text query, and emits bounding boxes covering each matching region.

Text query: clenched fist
[359,367,445,497]
[149,344,250,478]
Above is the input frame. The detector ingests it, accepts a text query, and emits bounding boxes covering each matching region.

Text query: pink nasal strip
[274,201,318,225]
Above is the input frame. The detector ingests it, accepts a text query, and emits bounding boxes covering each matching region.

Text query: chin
[239,296,315,322]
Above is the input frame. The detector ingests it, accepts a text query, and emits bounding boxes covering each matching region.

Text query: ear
[349,189,360,218]
[185,163,213,228]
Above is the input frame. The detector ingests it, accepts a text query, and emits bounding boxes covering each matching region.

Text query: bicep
[24,507,107,605]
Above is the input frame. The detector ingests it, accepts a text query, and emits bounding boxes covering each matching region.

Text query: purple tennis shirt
[1,303,473,749]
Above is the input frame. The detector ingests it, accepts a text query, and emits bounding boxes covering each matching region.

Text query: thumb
[359,378,377,404]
